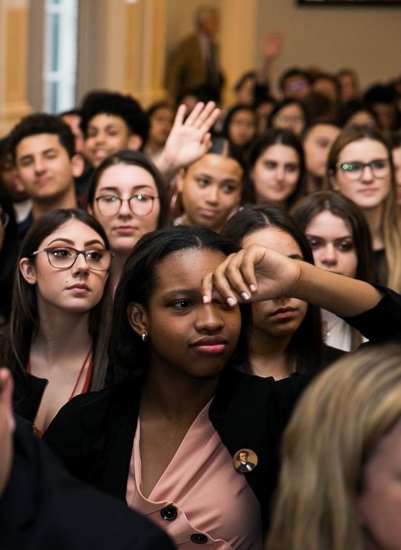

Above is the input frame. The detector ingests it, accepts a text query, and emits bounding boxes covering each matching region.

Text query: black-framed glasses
[0,211,9,229]
[95,194,159,217]
[30,246,114,271]
[336,158,391,181]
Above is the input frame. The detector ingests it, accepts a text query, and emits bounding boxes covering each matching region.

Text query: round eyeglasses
[95,194,159,217]
[336,158,391,181]
[30,246,114,271]
[0,211,10,229]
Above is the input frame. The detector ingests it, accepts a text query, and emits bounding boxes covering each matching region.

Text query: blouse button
[160,505,178,521]
[190,533,208,544]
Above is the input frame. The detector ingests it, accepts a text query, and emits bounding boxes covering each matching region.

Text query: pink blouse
[126,401,263,549]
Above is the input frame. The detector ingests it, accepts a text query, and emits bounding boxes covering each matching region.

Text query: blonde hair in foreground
[266,344,401,550]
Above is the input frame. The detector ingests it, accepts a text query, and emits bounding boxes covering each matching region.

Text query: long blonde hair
[266,344,401,550]
[325,126,401,292]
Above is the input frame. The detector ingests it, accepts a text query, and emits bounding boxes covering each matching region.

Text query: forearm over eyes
[294,262,383,318]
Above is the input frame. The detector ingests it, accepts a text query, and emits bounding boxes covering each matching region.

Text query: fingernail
[203,295,211,304]
[227,297,237,307]
[241,292,250,301]
[249,284,257,293]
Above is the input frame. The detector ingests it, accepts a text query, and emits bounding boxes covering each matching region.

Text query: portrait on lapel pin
[234,449,258,473]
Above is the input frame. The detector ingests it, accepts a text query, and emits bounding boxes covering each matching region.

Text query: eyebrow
[18,148,59,161]
[162,289,199,299]
[96,185,155,193]
[193,172,242,183]
[47,237,105,247]
[88,122,123,131]
[307,233,352,240]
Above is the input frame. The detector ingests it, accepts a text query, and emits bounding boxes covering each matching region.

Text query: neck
[32,187,77,220]
[32,307,91,361]
[145,140,163,155]
[141,366,218,422]
[250,326,292,379]
[259,197,286,211]
[306,173,323,194]
[362,206,384,250]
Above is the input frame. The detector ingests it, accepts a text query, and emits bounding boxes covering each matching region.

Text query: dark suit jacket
[0,416,175,550]
[165,33,222,99]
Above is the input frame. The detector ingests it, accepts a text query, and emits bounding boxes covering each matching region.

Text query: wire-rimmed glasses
[95,194,159,217]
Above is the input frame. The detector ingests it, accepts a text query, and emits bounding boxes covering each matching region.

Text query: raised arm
[202,244,382,318]
[256,30,283,85]
[155,101,221,182]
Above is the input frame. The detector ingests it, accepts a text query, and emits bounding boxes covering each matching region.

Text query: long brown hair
[1,209,113,403]
[325,126,401,292]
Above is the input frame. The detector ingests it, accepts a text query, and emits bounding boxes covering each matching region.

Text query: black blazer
[1,416,175,550]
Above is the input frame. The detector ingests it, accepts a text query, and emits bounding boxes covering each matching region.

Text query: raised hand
[156,101,221,179]
[260,30,283,61]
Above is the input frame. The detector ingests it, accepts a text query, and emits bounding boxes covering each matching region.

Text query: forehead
[151,107,174,120]
[339,138,388,160]
[258,144,299,162]
[16,133,65,158]
[306,211,352,235]
[87,114,130,133]
[187,154,243,179]
[243,227,302,256]
[96,163,157,192]
[153,248,227,292]
[277,103,303,117]
[40,219,104,247]
[231,109,255,121]
[305,125,340,142]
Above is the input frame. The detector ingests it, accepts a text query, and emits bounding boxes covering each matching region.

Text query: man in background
[165,5,224,103]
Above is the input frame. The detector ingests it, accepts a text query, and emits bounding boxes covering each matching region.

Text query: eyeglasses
[30,246,114,271]
[274,115,304,125]
[336,159,391,181]
[0,211,9,229]
[95,194,159,217]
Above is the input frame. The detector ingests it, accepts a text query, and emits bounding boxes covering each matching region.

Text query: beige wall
[257,0,401,94]
[165,0,401,101]
[1,0,401,136]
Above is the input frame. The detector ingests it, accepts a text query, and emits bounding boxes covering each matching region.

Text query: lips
[92,149,109,160]
[357,188,378,196]
[35,177,52,187]
[190,336,228,355]
[66,284,90,295]
[114,225,137,235]
[270,307,297,320]
[198,209,221,220]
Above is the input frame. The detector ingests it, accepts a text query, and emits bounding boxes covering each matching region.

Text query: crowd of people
[2,6,401,548]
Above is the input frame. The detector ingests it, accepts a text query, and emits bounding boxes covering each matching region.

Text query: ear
[176,168,186,193]
[0,368,16,433]
[71,153,85,179]
[19,258,37,285]
[127,134,143,152]
[87,203,93,215]
[127,302,149,337]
